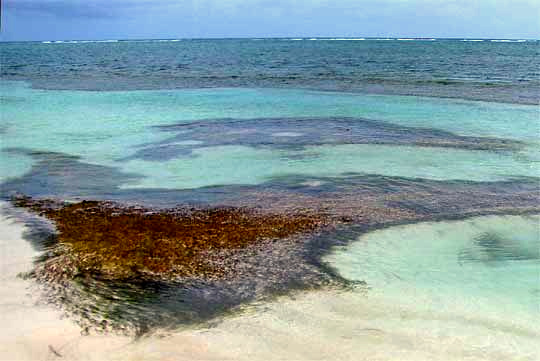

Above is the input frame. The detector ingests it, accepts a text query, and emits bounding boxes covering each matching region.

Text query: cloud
[5,0,117,18]
[3,0,177,19]
[2,0,539,40]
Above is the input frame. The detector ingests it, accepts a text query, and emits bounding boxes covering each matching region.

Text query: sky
[1,0,539,41]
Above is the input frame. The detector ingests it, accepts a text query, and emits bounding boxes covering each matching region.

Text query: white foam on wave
[271,132,304,137]
[462,39,484,42]
[307,38,366,41]
[491,39,527,43]
[172,140,203,146]
[300,180,325,187]
[42,39,120,44]
[224,129,257,135]
[399,38,436,41]
[329,38,366,41]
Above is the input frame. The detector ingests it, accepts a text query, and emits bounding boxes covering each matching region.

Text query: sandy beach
[2,203,538,361]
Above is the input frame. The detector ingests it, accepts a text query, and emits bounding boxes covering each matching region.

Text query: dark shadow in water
[123,117,523,162]
[1,148,143,199]
[458,231,540,264]
[2,148,539,212]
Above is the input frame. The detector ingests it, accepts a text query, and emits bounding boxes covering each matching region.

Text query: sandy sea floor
[2,204,538,361]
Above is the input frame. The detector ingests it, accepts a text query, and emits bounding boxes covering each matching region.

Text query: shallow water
[1,81,538,190]
[325,215,540,337]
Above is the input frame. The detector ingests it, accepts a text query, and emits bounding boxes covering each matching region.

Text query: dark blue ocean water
[1,38,539,104]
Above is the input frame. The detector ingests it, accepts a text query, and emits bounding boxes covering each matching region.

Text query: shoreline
[2,203,538,361]
[0,204,132,360]
[5,177,539,335]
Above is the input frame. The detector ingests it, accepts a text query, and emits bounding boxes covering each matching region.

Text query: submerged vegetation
[9,182,539,334]
[13,196,327,282]
[11,195,334,334]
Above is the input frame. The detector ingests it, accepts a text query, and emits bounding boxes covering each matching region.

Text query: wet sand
[0,209,130,360]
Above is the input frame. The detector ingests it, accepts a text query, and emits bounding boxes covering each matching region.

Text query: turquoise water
[124,143,538,189]
[1,81,538,189]
[325,215,540,336]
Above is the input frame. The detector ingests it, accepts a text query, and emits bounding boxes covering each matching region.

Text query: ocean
[1,38,539,360]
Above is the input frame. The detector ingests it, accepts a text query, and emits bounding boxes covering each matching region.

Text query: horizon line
[1,36,539,43]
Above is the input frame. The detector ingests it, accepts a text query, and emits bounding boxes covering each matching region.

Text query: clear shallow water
[325,215,540,334]
[1,81,538,189]
[123,143,538,189]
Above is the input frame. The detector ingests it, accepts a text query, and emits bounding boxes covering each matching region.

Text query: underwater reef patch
[126,117,523,162]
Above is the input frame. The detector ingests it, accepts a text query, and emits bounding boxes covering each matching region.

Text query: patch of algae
[13,196,328,283]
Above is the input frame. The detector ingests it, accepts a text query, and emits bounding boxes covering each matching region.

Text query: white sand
[0,209,133,361]
[1,206,538,361]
